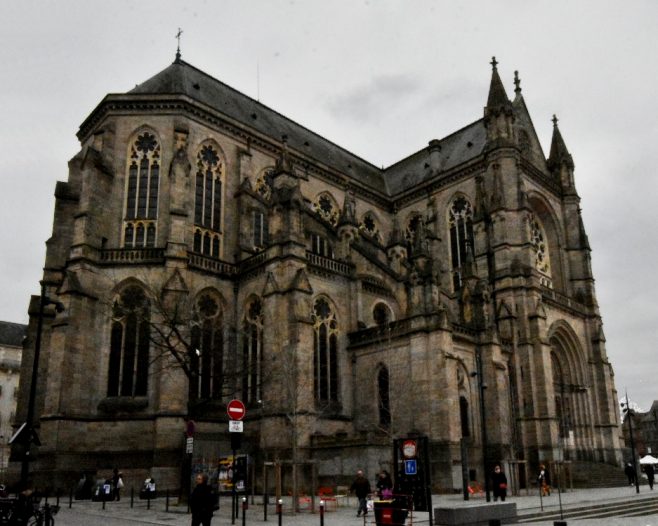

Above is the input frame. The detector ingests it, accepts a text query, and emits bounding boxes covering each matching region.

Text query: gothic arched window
[529,213,552,288]
[123,132,161,248]
[107,286,151,397]
[242,298,263,403]
[312,298,339,405]
[373,303,391,326]
[377,366,391,428]
[448,196,474,291]
[193,143,223,258]
[190,294,224,401]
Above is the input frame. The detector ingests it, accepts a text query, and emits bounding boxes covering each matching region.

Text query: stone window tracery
[360,212,380,241]
[255,168,274,200]
[448,196,474,291]
[190,294,223,401]
[242,298,263,404]
[312,193,339,227]
[193,143,224,258]
[107,286,150,397]
[123,132,160,248]
[529,213,552,287]
[312,298,339,404]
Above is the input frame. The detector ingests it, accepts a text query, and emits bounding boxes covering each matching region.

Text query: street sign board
[227,399,246,421]
[186,437,193,454]
[405,459,417,475]
[229,420,244,433]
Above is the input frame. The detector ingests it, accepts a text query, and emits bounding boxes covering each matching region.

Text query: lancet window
[253,210,268,251]
[123,132,160,248]
[190,294,224,401]
[448,196,474,291]
[312,298,339,405]
[107,286,151,397]
[193,143,223,258]
[242,298,263,404]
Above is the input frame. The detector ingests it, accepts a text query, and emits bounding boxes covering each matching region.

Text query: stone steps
[517,494,658,523]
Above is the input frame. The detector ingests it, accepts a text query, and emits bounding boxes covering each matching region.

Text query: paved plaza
[42,485,658,525]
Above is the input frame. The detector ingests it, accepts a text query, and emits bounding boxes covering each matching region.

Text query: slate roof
[383,120,487,195]
[129,59,386,192]
[126,59,492,198]
[0,321,27,347]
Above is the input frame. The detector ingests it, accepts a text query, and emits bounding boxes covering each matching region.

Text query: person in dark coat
[491,464,508,502]
[112,468,124,501]
[350,470,372,517]
[645,463,655,490]
[376,470,393,499]
[190,473,215,526]
[625,462,636,485]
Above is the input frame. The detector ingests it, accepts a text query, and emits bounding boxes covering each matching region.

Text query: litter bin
[374,500,408,526]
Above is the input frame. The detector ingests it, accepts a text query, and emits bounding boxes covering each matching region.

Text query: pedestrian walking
[538,464,551,496]
[645,463,655,490]
[190,473,215,526]
[112,468,124,501]
[491,464,508,502]
[350,469,371,517]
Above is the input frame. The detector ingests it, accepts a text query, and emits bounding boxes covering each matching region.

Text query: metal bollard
[56,490,61,507]
[131,487,134,508]
[277,498,283,526]
[320,500,325,526]
[147,490,151,510]
[102,496,106,510]
[69,488,73,509]
[166,489,169,512]
[554,522,568,526]
[264,490,269,522]
[242,497,247,526]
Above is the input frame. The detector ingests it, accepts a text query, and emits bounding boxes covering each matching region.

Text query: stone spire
[547,115,574,171]
[485,57,512,112]
[483,57,515,149]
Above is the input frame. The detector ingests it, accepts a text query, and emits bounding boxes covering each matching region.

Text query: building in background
[0,321,25,482]
[12,54,622,492]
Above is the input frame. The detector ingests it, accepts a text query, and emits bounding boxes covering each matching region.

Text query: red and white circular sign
[402,440,417,458]
[227,399,246,421]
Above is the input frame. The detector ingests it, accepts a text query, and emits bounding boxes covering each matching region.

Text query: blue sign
[404,459,417,475]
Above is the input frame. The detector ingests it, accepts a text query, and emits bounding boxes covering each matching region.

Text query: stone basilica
[13,54,622,492]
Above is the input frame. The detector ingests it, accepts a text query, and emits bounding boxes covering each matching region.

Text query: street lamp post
[20,282,63,486]
[622,390,640,495]
[473,347,491,502]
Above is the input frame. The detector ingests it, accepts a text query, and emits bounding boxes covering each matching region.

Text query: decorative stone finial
[514,70,521,95]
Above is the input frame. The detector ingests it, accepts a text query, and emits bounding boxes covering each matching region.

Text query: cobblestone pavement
[44,485,658,525]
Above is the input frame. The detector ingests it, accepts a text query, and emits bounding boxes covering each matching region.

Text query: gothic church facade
[13,55,622,490]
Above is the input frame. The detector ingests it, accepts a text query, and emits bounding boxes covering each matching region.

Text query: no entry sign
[227,399,246,421]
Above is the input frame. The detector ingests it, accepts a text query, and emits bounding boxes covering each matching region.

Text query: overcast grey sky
[1,1,656,409]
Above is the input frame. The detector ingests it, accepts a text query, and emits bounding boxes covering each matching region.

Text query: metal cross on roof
[552,114,559,127]
[175,28,183,61]
[490,56,498,70]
